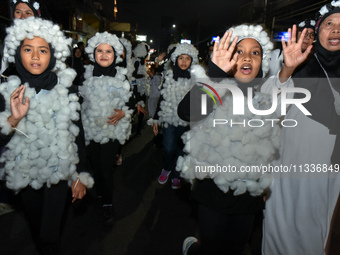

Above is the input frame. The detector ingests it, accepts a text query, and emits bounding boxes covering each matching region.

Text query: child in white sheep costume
[132,42,150,136]
[0,17,93,253]
[149,43,205,189]
[80,31,133,225]
[118,37,134,84]
[178,25,291,254]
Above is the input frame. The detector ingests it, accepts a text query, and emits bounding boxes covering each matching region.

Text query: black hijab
[15,42,57,93]
[293,11,340,165]
[13,0,41,17]
[92,46,117,77]
[173,56,192,81]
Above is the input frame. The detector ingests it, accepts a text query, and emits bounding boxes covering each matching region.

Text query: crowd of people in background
[0,0,340,254]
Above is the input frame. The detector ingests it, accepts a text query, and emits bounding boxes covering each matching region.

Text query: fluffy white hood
[85,31,124,64]
[4,17,71,72]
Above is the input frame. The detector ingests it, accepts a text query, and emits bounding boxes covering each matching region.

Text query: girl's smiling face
[177,54,192,70]
[95,44,115,67]
[232,38,262,83]
[21,37,51,75]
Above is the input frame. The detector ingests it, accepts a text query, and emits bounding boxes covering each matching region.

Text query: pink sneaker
[158,169,170,184]
[115,154,122,165]
[171,178,181,189]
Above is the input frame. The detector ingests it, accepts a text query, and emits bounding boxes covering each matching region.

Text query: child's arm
[210,31,239,75]
[279,25,313,83]
[8,85,29,128]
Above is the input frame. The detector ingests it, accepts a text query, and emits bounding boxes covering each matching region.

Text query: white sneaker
[182,236,198,255]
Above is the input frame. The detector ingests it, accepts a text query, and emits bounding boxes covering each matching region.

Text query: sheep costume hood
[0,17,94,192]
[80,32,133,145]
[148,43,205,128]
[229,24,273,78]
[176,25,279,196]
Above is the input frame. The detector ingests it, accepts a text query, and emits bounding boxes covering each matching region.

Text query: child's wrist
[7,116,19,129]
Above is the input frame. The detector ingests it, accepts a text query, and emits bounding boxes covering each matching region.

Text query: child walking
[177,24,289,255]
[0,17,93,254]
[80,32,133,226]
[150,43,205,189]
[147,64,162,118]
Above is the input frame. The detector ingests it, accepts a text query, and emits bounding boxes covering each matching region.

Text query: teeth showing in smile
[329,39,340,42]
[242,66,251,70]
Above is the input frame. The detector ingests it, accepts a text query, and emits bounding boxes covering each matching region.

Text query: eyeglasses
[304,31,315,39]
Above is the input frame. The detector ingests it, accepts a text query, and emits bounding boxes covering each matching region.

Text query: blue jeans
[162,124,189,178]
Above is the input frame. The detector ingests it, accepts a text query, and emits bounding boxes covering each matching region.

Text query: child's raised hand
[8,85,30,127]
[211,31,239,73]
[107,108,125,126]
[282,25,313,72]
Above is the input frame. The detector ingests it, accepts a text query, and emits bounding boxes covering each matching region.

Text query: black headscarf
[15,42,57,93]
[293,10,340,165]
[173,56,192,81]
[92,46,117,77]
[13,0,41,17]
[66,47,85,85]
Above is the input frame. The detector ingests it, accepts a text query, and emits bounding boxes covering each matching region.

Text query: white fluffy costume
[80,32,132,145]
[0,17,94,192]
[149,43,203,128]
[132,42,150,97]
[119,37,134,84]
[176,25,279,196]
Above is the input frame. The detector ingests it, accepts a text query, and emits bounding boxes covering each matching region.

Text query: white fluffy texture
[80,65,133,145]
[33,2,40,10]
[0,69,85,192]
[132,42,150,58]
[228,25,273,77]
[119,38,134,83]
[177,89,280,196]
[133,58,149,96]
[298,19,316,28]
[333,0,340,7]
[85,32,123,64]
[151,65,204,127]
[318,1,340,17]
[4,17,71,72]
[167,43,177,54]
[298,21,306,27]
[136,100,145,107]
[171,43,199,65]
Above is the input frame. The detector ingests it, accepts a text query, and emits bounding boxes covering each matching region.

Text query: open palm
[211,30,239,73]
[10,85,30,125]
[282,25,313,70]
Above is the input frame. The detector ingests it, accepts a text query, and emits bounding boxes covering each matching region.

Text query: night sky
[117,0,250,53]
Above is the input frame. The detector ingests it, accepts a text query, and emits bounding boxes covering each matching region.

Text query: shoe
[116,154,122,165]
[102,204,114,227]
[171,178,181,189]
[158,169,170,184]
[182,236,198,255]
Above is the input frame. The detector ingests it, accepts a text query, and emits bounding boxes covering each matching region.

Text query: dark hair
[13,0,41,17]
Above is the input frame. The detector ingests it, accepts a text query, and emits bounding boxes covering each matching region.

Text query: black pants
[87,140,119,205]
[189,204,255,255]
[20,181,69,255]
